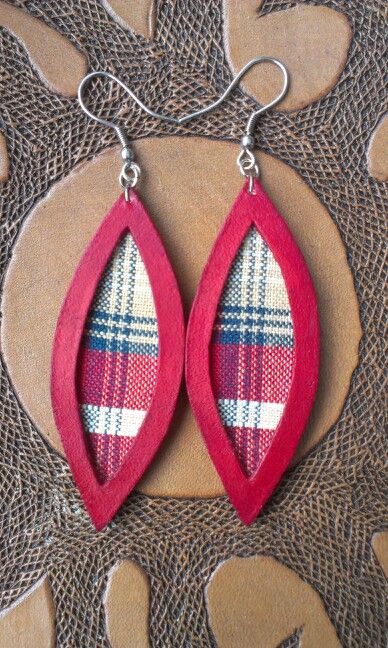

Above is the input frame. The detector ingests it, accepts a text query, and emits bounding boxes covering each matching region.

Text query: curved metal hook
[78,57,288,136]
[179,56,289,133]
[78,70,177,147]
[78,71,179,127]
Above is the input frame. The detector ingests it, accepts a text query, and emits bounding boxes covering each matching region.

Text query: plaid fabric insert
[78,233,158,482]
[211,226,295,477]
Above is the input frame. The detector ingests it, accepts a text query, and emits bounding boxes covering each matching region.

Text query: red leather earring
[51,73,184,529]
[186,58,319,524]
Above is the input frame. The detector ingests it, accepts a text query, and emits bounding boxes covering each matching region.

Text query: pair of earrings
[51,57,319,530]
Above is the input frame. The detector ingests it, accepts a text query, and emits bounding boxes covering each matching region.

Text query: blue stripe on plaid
[84,234,158,355]
[87,336,159,356]
[215,330,294,347]
[89,322,158,339]
[213,227,294,349]
[221,304,290,316]
[217,315,292,329]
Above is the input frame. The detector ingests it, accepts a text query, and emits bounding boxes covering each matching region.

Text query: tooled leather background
[0,1,386,646]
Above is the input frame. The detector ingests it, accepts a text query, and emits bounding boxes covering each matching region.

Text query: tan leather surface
[0,577,55,648]
[0,132,9,182]
[101,0,155,38]
[1,137,361,497]
[206,555,341,648]
[223,2,352,112]
[371,531,388,579]
[104,561,150,648]
[367,115,388,182]
[0,1,87,97]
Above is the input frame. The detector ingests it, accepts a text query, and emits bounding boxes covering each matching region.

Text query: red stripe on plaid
[211,343,295,403]
[227,427,275,477]
[88,433,135,483]
[78,347,158,410]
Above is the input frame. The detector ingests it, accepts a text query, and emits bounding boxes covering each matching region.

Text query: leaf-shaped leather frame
[186,179,319,523]
[51,193,184,529]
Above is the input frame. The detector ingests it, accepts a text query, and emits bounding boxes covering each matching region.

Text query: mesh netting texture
[0,1,387,646]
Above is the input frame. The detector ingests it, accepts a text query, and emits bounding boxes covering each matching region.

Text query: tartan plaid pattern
[211,227,295,477]
[78,233,158,482]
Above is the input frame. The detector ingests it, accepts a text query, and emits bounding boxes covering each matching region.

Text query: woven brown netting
[0,1,387,646]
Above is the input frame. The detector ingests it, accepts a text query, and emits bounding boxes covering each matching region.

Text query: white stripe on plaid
[218,399,284,430]
[81,404,146,437]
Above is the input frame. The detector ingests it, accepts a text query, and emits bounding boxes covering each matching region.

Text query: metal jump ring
[237,148,255,169]
[237,148,259,195]
[120,163,140,185]
[119,162,140,200]
[240,157,256,172]
[238,149,259,176]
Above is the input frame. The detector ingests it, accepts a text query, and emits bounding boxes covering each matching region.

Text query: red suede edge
[186,179,320,525]
[51,192,185,530]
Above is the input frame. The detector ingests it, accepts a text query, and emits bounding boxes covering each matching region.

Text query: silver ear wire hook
[78,71,179,130]
[78,58,288,198]
[231,58,289,194]
[179,56,289,194]
[79,71,172,200]
[178,56,289,130]
[78,71,157,200]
